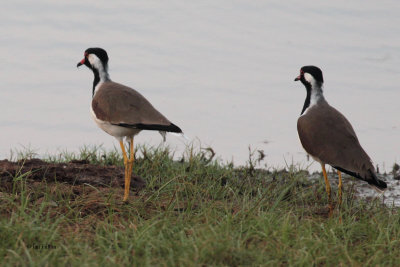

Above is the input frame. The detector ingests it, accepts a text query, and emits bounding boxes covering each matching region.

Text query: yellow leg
[119,140,130,202]
[119,140,128,165]
[321,164,333,216]
[338,170,342,207]
[125,137,135,200]
[338,170,343,223]
[128,136,135,177]
[121,137,135,202]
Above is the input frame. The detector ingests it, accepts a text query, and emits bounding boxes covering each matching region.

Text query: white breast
[90,102,141,141]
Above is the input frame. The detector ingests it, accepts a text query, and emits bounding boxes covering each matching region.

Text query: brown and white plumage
[77,47,183,201]
[297,100,385,188]
[91,81,181,140]
[92,81,175,127]
[295,65,386,214]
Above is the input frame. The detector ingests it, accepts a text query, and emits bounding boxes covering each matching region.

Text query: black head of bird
[77,47,109,71]
[295,65,324,89]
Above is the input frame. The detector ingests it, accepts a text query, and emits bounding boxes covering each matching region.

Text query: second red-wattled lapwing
[77,47,184,202]
[294,66,387,213]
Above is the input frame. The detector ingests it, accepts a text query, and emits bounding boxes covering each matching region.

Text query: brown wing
[297,100,376,182]
[92,81,182,132]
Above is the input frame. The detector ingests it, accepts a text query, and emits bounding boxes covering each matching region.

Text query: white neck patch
[88,54,110,82]
[304,73,318,89]
[87,54,110,95]
[300,72,324,115]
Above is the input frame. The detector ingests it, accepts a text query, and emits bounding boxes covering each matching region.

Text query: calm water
[1,1,399,171]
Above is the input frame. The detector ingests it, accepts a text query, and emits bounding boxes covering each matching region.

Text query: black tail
[115,122,182,133]
[367,169,387,190]
[333,166,387,190]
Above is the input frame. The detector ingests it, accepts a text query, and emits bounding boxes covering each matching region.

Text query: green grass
[1,145,399,266]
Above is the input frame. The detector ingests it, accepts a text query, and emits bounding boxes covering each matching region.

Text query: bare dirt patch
[0,158,146,191]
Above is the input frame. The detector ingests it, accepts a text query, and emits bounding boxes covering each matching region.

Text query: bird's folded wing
[92,82,182,132]
[297,103,373,176]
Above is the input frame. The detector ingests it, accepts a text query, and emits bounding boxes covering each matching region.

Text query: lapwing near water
[77,47,183,202]
[294,66,387,213]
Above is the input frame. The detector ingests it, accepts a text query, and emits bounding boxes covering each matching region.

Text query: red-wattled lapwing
[294,65,387,213]
[77,47,183,202]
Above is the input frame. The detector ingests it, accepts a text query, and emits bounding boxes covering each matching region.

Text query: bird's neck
[301,84,324,115]
[92,65,110,96]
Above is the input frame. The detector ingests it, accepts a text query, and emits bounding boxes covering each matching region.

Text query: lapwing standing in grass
[77,47,183,202]
[294,66,387,214]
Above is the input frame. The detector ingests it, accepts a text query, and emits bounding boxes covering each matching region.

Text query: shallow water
[309,172,400,207]
[1,1,399,173]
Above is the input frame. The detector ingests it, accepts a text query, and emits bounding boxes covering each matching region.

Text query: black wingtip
[116,122,183,133]
[168,123,183,133]
[367,169,387,190]
[368,177,387,190]
[333,166,387,190]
